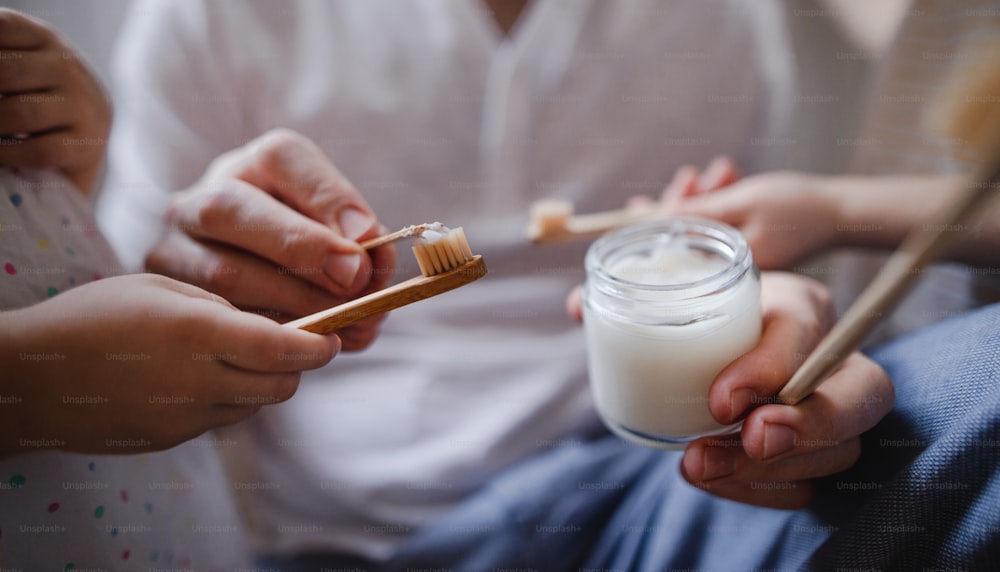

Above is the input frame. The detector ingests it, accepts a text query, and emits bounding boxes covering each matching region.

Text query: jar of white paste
[582,217,761,449]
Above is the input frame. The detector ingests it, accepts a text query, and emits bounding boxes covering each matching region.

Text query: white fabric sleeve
[96,0,246,271]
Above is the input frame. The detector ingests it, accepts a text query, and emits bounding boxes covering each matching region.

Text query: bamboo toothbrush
[778,37,1000,405]
[358,223,435,250]
[283,224,487,334]
[525,198,661,244]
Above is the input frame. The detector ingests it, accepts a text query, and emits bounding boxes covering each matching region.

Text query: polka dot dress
[0,169,118,310]
[0,169,250,569]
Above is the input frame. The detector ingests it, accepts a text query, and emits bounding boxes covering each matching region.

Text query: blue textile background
[264,302,1000,571]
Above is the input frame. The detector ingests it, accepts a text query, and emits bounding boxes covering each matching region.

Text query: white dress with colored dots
[0,168,250,570]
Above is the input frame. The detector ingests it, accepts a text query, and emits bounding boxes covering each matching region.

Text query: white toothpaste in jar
[582,218,761,449]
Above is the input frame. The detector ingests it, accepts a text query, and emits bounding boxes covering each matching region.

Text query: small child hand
[645,157,836,270]
[0,274,339,456]
[672,170,839,270]
[0,9,111,194]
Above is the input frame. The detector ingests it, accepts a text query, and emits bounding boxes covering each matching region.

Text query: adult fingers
[0,129,77,170]
[739,353,894,462]
[682,460,817,509]
[146,229,350,318]
[682,434,860,491]
[167,178,367,293]
[0,89,72,134]
[0,49,59,93]
[365,239,398,292]
[335,315,385,351]
[696,482,817,510]
[0,9,54,50]
[707,272,834,426]
[228,129,379,241]
[330,241,396,349]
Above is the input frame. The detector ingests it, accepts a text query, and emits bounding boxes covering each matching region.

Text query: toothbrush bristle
[526,199,574,242]
[412,226,475,277]
[531,199,573,230]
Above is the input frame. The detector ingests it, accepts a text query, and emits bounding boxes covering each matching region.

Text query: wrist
[0,308,66,457]
[0,311,32,457]
[807,174,849,250]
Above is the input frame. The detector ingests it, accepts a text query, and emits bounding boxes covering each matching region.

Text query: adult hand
[0,274,338,456]
[147,128,396,350]
[0,9,111,195]
[565,273,894,509]
[678,272,893,508]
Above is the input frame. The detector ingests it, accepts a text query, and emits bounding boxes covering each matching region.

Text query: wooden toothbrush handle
[283,256,487,334]
[359,225,431,250]
[565,204,662,236]
[778,163,1000,405]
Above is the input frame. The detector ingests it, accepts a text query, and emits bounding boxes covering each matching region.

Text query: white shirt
[98,0,795,559]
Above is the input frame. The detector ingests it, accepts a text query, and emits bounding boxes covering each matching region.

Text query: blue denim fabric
[807,301,1000,570]
[261,303,1000,571]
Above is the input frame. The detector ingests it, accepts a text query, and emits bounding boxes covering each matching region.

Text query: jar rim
[585,216,752,296]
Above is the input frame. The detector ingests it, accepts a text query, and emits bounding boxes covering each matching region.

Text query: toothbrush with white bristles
[283,223,487,334]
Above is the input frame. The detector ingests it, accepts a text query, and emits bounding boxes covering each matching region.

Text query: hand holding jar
[566,222,894,509]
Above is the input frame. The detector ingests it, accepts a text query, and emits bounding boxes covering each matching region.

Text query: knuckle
[163,193,187,227]
[258,127,308,154]
[850,353,895,413]
[195,188,241,230]
[0,9,24,37]
[199,257,241,294]
[203,146,244,178]
[170,308,210,339]
[277,227,322,263]
[141,272,178,291]
[800,275,834,316]
[814,288,834,326]
[255,128,313,170]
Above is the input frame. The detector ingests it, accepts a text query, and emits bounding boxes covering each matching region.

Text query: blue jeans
[263,303,1000,571]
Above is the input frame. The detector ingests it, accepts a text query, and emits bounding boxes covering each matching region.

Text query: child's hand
[0,274,339,457]
[0,9,111,195]
[645,157,837,270]
[672,170,839,270]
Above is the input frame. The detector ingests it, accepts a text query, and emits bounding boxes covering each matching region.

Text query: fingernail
[763,423,797,460]
[338,207,376,241]
[702,447,735,481]
[729,388,754,421]
[324,252,362,289]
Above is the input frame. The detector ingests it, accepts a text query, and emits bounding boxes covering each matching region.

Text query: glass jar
[582,217,761,449]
